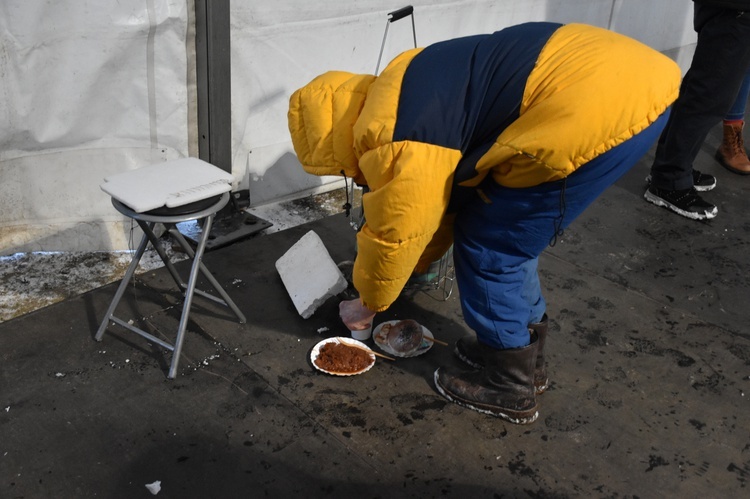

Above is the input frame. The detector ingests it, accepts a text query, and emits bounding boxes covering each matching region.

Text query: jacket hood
[288,71,376,185]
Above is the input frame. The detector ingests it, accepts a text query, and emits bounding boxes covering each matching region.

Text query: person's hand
[339,298,376,331]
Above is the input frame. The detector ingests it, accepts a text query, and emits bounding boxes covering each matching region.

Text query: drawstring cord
[341,170,365,231]
[549,178,567,247]
[342,170,367,231]
[341,170,352,217]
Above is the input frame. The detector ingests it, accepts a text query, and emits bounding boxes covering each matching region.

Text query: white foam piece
[275,230,348,319]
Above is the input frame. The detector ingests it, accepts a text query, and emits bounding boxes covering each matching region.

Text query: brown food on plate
[380,319,424,354]
[314,342,372,373]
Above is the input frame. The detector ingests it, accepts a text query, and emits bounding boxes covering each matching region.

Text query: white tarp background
[0,0,193,253]
[0,0,695,253]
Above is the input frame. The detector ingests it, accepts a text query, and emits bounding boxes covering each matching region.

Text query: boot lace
[727,124,746,155]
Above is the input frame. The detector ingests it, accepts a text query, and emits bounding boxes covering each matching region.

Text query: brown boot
[454,314,549,394]
[435,335,539,425]
[716,121,750,175]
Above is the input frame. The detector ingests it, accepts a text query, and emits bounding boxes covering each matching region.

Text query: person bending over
[288,22,679,424]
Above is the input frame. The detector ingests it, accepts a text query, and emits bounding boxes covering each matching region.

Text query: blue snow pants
[453,111,669,349]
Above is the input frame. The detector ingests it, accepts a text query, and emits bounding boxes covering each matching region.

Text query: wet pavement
[2,124,749,498]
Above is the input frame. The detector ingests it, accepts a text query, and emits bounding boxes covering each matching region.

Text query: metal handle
[375,5,417,74]
[388,5,413,22]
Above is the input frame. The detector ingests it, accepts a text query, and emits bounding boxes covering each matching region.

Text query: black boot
[454,314,550,394]
[529,318,549,393]
[434,335,539,425]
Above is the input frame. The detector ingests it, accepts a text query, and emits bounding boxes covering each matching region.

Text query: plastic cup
[350,323,373,341]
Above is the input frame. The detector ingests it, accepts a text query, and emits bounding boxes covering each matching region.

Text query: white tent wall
[0,0,195,254]
[1,0,695,254]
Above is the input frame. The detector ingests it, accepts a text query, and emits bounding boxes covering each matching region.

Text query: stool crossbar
[95,192,246,378]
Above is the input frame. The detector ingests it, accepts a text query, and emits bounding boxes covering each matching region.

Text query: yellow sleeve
[353,141,461,312]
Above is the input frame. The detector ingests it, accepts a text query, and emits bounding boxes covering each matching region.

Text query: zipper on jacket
[549,178,568,247]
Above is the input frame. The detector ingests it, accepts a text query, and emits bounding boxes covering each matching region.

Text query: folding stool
[96,161,246,378]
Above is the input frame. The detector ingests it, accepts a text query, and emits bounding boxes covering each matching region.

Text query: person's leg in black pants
[646,5,750,220]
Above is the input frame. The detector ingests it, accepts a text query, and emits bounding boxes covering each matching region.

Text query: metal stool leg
[135,219,188,290]
[168,227,246,323]
[135,219,245,323]
[167,213,215,378]
[95,224,153,341]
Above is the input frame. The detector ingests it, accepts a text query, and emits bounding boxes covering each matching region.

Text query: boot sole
[433,370,539,425]
[535,379,549,395]
[643,190,717,220]
[715,151,750,176]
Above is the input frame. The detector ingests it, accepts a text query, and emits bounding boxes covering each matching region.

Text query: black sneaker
[692,170,716,191]
[644,170,716,192]
[644,186,718,220]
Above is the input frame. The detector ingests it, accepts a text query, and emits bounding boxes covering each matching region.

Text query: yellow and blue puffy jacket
[288,22,680,312]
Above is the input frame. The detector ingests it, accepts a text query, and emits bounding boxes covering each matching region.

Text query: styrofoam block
[275,230,348,319]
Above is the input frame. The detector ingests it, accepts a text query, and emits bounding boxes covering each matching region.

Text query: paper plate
[373,320,434,358]
[310,337,376,376]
